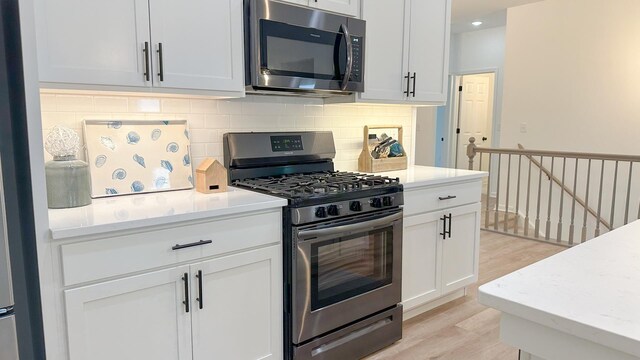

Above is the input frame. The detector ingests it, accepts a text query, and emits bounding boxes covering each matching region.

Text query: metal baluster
[624,162,633,225]
[494,154,502,230]
[535,156,544,238]
[524,157,533,237]
[504,155,512,232]
[595,160,605,238]
[609,161,619,230]
[569,159,579,245]
[581,159,592,243]
[545,157,555,241]
[485,154,492,229]
[556,157,567,242]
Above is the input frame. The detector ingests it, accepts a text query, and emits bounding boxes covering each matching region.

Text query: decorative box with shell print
[83,120,193,198]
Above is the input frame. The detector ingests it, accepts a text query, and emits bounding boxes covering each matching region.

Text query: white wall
[39,92,414,173]
[500,0,640,153]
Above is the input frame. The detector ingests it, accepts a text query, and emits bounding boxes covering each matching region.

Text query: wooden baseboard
[402,288,466,321]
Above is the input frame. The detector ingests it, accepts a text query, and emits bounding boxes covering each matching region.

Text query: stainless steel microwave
[244,0,365,96]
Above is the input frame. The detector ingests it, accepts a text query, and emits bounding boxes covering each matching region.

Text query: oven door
[292,209,402,344]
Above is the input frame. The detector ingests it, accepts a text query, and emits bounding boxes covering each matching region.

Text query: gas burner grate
[233,171,401,199]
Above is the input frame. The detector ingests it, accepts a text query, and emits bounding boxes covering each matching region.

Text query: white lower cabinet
[401,182,481,316]
[191,246,282,360]
[64,245,282,360]
[64,266,193,360]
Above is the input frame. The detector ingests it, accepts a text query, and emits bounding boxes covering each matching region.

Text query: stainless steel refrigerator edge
[0,160,18,359]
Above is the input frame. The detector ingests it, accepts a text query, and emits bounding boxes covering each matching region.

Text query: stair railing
[466,137,640,245]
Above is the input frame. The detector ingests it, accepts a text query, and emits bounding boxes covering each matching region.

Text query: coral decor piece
[45,125,81,158]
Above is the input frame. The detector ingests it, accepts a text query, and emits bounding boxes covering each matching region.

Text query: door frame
[446,68,500,169]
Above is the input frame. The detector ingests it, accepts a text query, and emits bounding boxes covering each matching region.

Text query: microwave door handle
[340,24,353,91]
[297,211,402,241]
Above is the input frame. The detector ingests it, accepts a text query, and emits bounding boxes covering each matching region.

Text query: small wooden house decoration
[195,158,228,194]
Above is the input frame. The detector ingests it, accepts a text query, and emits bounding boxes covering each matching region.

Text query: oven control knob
[383,196,393,207]
[371,198,383,208]
[327,205,340,216]
[349,201,362,212]
[315,207,328,218]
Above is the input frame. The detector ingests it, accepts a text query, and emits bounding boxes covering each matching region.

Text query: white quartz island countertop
[49,188,287,240]
[479,220,640,359]
[379,165,487,188]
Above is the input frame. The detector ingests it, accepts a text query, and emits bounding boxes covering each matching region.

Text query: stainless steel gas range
[224,131,403,360]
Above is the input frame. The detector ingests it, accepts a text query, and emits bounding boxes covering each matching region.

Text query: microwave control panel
[350,36,363,82]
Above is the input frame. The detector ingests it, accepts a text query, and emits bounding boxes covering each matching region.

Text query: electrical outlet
[520,122,528,133]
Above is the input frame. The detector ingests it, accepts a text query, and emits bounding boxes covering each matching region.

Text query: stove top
[233,171,401,200]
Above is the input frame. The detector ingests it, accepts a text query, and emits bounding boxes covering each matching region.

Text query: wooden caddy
[358,125,408,173]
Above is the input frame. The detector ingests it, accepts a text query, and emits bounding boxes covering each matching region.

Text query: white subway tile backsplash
[40,92,414,172]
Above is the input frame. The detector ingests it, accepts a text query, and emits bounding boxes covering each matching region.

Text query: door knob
[482,137,488,141]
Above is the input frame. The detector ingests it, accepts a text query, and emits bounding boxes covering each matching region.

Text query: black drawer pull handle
[172,240,213,251]
[438,195,457,201]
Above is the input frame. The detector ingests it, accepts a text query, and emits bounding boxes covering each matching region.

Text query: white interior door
[456,73,495,170]
[149,0,244,91]
[191,246,282,360]
[64,266,192,360]
[34,0,152,87]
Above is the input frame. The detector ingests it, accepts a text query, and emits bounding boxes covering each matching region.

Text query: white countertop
[479,220,640,358]
[48,188,287,240]
[379,165,487,189]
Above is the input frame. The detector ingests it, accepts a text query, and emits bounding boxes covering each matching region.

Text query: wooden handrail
[517,144,611,231]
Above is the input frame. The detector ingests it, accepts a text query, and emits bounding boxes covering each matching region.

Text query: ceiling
[451,0,544,33]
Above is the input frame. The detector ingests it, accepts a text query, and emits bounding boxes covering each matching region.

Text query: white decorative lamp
[44,125,92,208]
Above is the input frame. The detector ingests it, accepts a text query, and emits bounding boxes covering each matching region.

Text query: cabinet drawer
[61,210,282,286]
[403,180,481,216]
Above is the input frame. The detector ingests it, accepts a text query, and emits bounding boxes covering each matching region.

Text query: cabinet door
[191,245,282,360]
[148,0,244,92]
[311,0,360,17]
[406,0,451,103]
[34,0,151,87]
[64,266,192,360]
[359,0,408,101]
[441,203,481,294]
[402,211,442,310]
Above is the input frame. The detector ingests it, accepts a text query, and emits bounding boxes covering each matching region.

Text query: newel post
[467,137,477,170]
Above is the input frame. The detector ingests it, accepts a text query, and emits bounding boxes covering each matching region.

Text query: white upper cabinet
[34,0,244,95]
[334,0,451,105]
[359,0,407,101]
[311,0,360,17]
[280,0,360,17]
[406,0,451,103]
[34,0,151,87]
[148,0,244,92]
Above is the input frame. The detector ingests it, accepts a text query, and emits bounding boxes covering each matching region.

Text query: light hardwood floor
[367,230,564,360]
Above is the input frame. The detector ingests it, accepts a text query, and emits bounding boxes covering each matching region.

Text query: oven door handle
[297,211,402,241]
[340,23,353,91]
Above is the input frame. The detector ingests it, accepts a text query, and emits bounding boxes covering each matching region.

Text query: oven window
[311,227,393,311]
[260,20,346,80]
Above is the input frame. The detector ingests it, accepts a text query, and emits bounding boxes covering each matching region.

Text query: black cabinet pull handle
[143,42,150,82]
[438,195,457,201]
[411,72,417,97]
[439,215,447,240]
[447,213,452,238]
[172,240,212,251]
[404,72,411,96]
[196,270,203,310]
[157,42,164,81]
[182,273,190,313]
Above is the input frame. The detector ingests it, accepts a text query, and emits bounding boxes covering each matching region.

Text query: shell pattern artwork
[83,120,193,198]
[45,125,81,158]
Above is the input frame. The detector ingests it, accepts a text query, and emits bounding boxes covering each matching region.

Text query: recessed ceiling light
[472,21,483,26]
